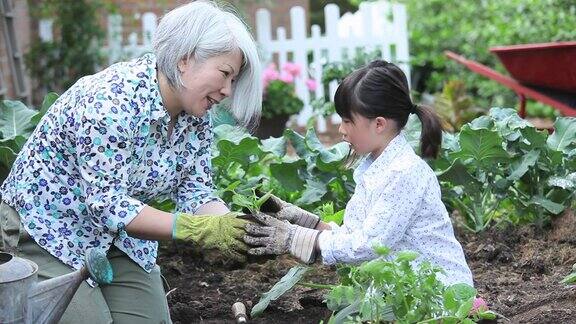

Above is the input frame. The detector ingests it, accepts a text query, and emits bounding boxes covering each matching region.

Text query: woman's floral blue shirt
[1,54,221,274]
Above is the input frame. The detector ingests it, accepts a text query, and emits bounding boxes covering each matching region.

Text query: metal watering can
[0,249,113,323]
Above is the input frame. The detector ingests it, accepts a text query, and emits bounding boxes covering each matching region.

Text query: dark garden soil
[159,208,576,324]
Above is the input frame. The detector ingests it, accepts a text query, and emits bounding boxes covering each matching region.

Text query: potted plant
[256,62,307,138]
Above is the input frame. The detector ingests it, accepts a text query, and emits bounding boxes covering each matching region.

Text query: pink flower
[471,297,488,314]
[279,71,294,83]
[262,66,279,84]
[282,62,301,77]
[305,79,318,92]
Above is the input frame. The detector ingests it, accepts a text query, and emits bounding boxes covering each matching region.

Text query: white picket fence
[39,1,409,131]
[256,1,409,129]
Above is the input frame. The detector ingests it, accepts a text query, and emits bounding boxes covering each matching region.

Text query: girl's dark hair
[334,60,442,159]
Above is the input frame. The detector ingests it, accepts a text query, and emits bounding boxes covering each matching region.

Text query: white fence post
[255,0,410,129]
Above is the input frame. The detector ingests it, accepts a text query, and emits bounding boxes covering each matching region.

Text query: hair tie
[411,103,419,114]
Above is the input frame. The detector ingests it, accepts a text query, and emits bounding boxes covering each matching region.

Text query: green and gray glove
[173,212,249,263]
[260,193,320,229]
[243,212,320,264]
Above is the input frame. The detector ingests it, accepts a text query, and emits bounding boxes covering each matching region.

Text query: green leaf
[305,127,325,152]
[251,266,309,317]
[468,115,493,130]
[395,251,419,262]
[213,137,262,169]
[0,100,38,139]
[404,114,422,151]
[330,300,363,324]
[489,107,517,121]
[519,127,547,150]
[317,142,350,172]
[322,209,345,225]
[326,286,358,311]
[455,297,474,319]
[436,159,477,188]
[284,129,311,159]
[527,196,565,214]
[295,178,328,206]
[443,283,477,314]
[547,117,576,153]
[561,271,576,284]
[0,145,18,167]
[261,136,287,157]
[373,246,391,256]
[449,125,509,169]
[507,150,539,181]
[31,92,59,125]
[478,310,498,320]
[270,160,306,192]
[213,124,251,143]
[547,175,575,190]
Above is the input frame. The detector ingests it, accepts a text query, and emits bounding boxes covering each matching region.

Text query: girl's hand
[242,212,319,264]
[260,193,320,229]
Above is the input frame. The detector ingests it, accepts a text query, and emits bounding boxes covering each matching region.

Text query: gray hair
[153,0,262,127]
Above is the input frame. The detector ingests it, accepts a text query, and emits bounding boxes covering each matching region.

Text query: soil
[159,208,576,324]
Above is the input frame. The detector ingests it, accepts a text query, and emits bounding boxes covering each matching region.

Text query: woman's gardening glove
[173,212,249,263]
[260,193,320,229]
[243,212,320,264]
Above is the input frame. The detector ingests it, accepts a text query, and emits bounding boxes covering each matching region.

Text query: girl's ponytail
[413,104,442,159]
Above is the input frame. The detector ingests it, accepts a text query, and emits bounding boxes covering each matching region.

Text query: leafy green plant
[251,247,496,323]
[315,202,345,225]
[25,0,107,95]
[427,108,576,231]
[211,124,354,212]
[0,93,58,184]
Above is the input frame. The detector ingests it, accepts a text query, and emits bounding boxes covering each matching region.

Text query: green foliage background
[402,0,576,107]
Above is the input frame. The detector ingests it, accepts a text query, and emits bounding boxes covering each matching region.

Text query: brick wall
[0,0,32,101]
[0,0,309,101]
[110,0,309,40]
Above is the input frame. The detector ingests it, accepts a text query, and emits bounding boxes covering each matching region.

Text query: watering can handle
[84,249,113,285]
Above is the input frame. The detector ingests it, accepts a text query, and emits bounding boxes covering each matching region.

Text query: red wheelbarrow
[445,41,576,118]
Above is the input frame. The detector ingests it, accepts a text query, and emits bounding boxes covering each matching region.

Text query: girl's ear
[374,117,387,134]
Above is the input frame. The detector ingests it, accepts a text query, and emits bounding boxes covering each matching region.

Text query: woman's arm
[125,200,231,241]
[125,206,174,241]
[195,200,229,215]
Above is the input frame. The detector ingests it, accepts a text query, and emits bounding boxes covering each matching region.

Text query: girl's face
[176,51,242,118]
[338,113,387,158]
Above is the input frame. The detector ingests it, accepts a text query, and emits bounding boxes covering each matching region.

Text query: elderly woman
[0,1,260,323]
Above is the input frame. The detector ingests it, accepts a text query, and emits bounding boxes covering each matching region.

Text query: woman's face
[177,51,242,118]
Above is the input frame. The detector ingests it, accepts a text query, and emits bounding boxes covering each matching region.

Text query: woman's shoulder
[79,54,161,117]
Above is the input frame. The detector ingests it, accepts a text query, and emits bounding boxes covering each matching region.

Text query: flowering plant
[261,62,316,119]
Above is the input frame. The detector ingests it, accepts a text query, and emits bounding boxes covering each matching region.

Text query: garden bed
[159,208,576,323]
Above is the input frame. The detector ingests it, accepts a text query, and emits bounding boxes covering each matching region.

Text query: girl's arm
[317,170,427,264]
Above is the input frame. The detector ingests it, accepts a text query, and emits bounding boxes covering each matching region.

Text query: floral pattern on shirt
[318,133,474,287]
[1,54,221,276]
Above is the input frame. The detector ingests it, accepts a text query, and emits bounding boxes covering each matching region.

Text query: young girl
[244,60,473,287]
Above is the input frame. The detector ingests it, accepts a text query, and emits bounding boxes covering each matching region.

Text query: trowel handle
[83,249,113,284]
